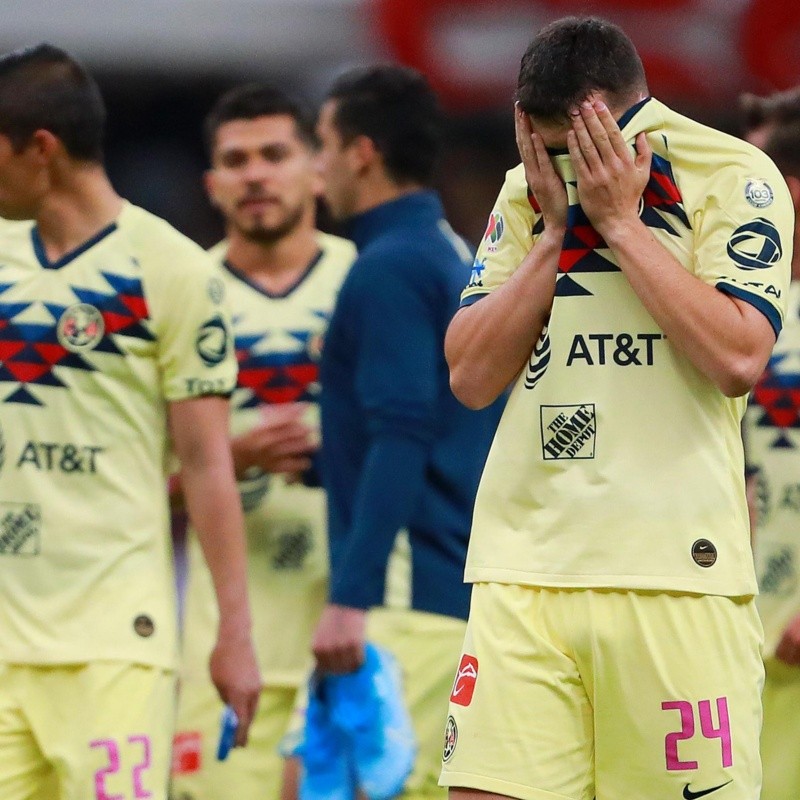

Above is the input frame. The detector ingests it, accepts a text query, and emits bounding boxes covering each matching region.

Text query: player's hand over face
[775,613,800,666]
[312,603,366,674]
[567,99,652,237]
[515,103,568,231]
[210,629,261,747]
[232,402,316,477]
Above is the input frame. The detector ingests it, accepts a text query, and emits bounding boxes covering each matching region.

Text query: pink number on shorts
[128,735,153,799]
[90,739,124,800]
[661,700,699,771]
[699,697,733,768]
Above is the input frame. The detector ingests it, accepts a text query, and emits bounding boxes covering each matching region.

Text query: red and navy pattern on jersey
[528,148,690,298]
[0,271,152,406]
[750,346,800,450]
[233,325,323,410]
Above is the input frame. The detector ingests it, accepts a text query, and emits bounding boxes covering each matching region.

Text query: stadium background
[2,0,797,248]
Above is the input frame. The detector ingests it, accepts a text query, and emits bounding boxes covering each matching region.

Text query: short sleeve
[145,241,237,401]
[460,164,537,308]
[693,155,794,337]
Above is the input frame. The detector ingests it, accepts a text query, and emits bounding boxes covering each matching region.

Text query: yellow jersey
[180,233,355,686]
[0,203,237,668]
[462,98,793,596]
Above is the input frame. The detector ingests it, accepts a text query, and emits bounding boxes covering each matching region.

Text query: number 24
[662,698,732,771]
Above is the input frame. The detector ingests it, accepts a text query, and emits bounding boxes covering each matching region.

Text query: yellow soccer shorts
[439,584,764,800]
[761,656,800,800]
[171,679,298,800]
[0,661,176,800]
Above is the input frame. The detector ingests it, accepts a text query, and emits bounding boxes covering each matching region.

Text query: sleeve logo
[744,179,774,209]
[467,258,485,289]
[482,212,504,252]
[727,218,782,270]
[196,316,229,366]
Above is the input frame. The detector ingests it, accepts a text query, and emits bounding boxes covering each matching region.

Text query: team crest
[442,715,458,762]
[57,303,105,353]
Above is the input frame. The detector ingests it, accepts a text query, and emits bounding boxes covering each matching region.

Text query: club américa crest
[57,303,105,353]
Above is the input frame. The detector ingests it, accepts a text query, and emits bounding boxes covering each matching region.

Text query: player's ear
[348,134,378,175]
[27,129,61,165]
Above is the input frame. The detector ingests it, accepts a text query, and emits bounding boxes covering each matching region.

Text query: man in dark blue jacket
[311,64,503,799]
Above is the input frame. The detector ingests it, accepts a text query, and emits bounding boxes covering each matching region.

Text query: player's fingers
[594,101,630,162]
[570,109,602,174]
[634,131,653,173]
[580,101,616,164]
[260,402,307,425]
[566,130,589,179]
[530,132,553,176]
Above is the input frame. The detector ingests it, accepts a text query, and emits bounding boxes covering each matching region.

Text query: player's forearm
[329,435,429,609]
[604,218,774,397]
[446,227,563,409]
[182,461,252,632]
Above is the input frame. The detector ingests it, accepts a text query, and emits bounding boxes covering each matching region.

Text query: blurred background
[2,0,797,246]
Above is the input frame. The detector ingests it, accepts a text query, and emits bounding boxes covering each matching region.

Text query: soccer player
[742,120,800,800]
[169,85,355,800]
[439,17,793,800]
[311,64,503,799]
[0,44,260,800]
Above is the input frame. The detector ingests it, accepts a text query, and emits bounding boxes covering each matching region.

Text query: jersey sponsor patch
[727,218,783,271]
[482,212,504,252]
[0,502,41,555]
[540,404,596,460]
[172,731,203,775]
[450,654,479,706]
[196,316,229,367]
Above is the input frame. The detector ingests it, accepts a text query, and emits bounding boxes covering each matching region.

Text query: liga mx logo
[482,212,504,252]
[727,218,782,270]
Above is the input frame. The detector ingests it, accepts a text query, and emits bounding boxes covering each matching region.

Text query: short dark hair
[764,121,800,179]
[326,64,443,186]
[517,17,647,122]
[204,84,316,158]
[739,87,800,135]
[0,43,106,162]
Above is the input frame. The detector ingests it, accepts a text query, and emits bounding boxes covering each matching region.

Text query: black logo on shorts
[691,539,717,568]
[133,615,155,637]
[442,715,458,762]
[682,779,732,799]
[541,404,596,460]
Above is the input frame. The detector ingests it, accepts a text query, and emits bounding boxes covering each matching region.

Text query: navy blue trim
[459,292,488,308]
[716,281,783,337]
[31,222,118,270]
[544,97,653,156]
[223,248,323,299]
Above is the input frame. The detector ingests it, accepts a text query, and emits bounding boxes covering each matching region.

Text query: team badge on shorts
[57,303,104,352]
[442,715,458,762]
[450,654,479,706]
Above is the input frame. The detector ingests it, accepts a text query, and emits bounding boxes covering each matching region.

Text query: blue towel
[298,643,416,800]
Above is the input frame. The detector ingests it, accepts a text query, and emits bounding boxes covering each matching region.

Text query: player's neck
[225,224,320,295]
[35,165,123,263]
[351,172,424,217]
